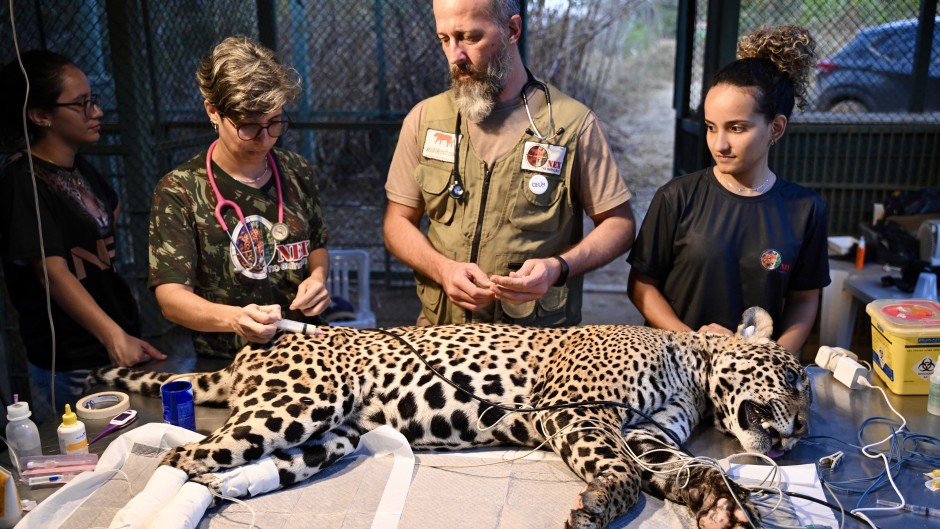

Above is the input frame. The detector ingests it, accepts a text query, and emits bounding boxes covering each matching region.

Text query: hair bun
[737,25,816,110]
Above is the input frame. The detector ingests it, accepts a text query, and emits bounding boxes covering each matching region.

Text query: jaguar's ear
[736,307,773,342]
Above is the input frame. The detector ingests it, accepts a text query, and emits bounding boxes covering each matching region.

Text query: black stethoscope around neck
[447,68,565,202]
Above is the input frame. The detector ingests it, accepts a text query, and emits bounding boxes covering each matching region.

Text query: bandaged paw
[145,482,213,529]
[109,465,187,529]
[212,456,280,498]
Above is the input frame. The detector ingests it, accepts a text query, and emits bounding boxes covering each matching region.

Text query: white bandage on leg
[213,456,280,498]
[354,425,415,529]
[109,465,188,529]
[144,482,213,529]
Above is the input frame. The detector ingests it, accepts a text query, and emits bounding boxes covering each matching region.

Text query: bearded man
[384,0,635,326]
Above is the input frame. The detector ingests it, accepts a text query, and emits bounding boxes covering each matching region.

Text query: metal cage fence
[687,0,937,118]
[681,0,939,235]
[3,0,938,339]
[0,0,448,335]
[742,1,940,236]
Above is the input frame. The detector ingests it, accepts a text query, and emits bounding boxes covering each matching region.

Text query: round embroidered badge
[759,249,782,271]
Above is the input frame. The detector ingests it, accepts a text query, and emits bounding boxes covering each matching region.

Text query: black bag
[872,220,921,266]
[883,188,940,217]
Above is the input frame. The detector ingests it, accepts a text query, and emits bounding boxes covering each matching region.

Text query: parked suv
[813,17,940,112]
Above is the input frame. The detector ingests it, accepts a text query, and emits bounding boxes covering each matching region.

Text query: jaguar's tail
[87,364,235,406]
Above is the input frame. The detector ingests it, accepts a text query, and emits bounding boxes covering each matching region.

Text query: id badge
[422,129,461,163]
[521,141,567,175]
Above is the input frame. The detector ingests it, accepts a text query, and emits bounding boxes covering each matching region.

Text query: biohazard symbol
[918,357,935,373]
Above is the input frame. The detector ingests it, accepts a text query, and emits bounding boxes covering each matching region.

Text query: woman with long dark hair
[0,50,164,415]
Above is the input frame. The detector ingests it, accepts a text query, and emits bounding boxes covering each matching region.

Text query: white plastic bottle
[5,400,42,460]
[928,358,940,416]
[57,404,88,455]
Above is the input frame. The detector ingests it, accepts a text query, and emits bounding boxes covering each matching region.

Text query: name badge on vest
[422,129,461,163]
[521,141,567,176]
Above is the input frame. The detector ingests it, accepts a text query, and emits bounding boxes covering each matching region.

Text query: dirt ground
[579,38,676,326]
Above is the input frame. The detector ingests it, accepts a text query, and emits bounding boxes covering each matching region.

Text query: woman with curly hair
[627,25,830,355]
[149,36,330,359]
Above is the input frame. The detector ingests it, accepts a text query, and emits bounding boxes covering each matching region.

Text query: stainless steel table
[7,358,938,529]
[689,367,937,529]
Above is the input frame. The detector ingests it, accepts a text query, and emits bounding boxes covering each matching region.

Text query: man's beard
[451,41,511,123]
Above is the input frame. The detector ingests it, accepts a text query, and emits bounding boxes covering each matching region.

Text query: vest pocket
[500,285,569,326]
[509,173,565,232]
[415,163,456,225]
[415,273,447,325]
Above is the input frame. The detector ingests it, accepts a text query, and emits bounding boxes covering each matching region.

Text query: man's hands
[438,257,564,309]
[291,275,331,316]
[488,257,562,304]
[440,261,497,311]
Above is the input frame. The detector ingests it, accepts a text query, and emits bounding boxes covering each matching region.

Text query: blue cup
[161,380,196,431]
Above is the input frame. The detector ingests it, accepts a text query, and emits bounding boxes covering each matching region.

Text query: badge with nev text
[422,129,461,163]
[229,215,277,279]
[521,141,566,175]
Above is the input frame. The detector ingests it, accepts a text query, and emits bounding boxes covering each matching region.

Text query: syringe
[875,499,940,518]
[275,319,323,335]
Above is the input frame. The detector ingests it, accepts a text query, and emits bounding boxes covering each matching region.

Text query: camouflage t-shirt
[149,147,328,357]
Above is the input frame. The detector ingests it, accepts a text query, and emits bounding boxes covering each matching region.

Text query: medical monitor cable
[371,328,690,453]
[371,330,767,529]
[8,0,59,417]
[850,377,907,527]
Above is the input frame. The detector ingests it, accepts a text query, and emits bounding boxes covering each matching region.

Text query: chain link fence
[1,0,937,369]
[687,0,937,118]
[742,0,939,236]
[682,0,939,235]
[0,0,661,336]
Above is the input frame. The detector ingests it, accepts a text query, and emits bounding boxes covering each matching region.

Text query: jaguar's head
[708,307,813,458]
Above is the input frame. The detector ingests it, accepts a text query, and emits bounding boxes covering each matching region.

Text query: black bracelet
[553,255,569,287]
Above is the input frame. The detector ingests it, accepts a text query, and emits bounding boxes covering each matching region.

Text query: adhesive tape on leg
[215,456,280,497]
[76,391,130,419]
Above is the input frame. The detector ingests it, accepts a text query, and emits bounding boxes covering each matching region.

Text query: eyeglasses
[223,113,291,141]
[53,94,101,119]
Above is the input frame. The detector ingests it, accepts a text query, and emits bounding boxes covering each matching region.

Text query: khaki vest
[413,85,590,326]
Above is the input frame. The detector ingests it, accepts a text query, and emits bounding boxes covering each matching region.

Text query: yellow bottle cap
[61,403,77,426]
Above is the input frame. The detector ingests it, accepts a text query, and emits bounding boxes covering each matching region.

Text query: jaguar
[92,306,811,529]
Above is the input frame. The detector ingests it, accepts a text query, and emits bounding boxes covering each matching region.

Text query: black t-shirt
[0,152,140,370]
[627,167,831,334]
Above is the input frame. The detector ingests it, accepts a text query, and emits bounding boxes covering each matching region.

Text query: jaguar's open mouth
[739,401,786,458]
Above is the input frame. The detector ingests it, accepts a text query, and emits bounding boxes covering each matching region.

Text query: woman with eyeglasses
[0,50,165,416]
[149,36,330,359]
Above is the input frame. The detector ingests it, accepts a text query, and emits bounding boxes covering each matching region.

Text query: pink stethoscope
[206,139,288,270]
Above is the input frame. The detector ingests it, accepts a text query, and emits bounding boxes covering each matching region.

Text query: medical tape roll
[75,391,130,419]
